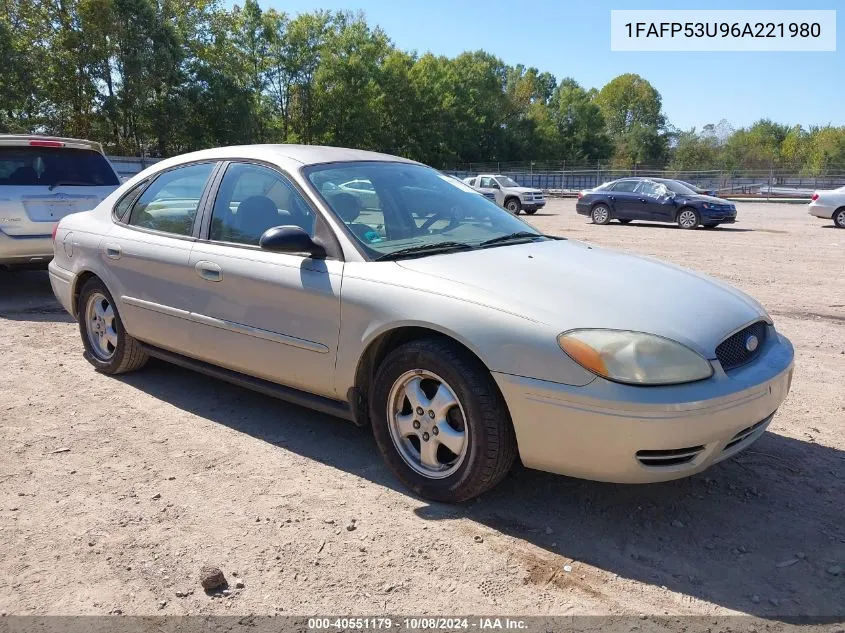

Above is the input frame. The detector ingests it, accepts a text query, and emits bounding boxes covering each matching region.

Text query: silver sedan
[49,145,795,501]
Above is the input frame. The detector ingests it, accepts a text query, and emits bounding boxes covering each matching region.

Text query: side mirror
[259,225,326,258]
[491,183,501,190]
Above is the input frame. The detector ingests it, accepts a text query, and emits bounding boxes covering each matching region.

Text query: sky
[248,0,842,132]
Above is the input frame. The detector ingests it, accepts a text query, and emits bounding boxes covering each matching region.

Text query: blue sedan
[576,177,737,229]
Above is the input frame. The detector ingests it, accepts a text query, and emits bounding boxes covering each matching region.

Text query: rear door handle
[195,260,222,282]
[639,198,648,203]
[104,243,122,260]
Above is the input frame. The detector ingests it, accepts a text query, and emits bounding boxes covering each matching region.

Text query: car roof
[151,144,420,170]
[0,134,105,154]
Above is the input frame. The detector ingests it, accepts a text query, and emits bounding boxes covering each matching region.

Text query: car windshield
[657,179,698,195]
[496,176,520,187]
[0,146,119,187]
[306,161,545,259]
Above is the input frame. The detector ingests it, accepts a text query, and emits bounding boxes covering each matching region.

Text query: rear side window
[113,180,148,221]
[128,163,215,236]
[0,146,119,187]
[611,180,638,193]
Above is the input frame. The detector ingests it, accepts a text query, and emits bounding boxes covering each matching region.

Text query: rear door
[0,144,120,238]
[606,179,640,218]
[102,161,219,355]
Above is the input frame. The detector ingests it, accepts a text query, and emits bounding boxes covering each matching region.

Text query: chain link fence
[108,155,845,199]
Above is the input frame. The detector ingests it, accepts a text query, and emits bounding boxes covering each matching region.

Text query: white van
[0,135,120,268]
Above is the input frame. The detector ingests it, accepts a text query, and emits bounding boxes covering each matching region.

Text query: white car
[808,186,845,228]
[0,135,120,268]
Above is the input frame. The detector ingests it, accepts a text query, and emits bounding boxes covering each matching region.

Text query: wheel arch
[351,324,503,427]
[70,269,103,319]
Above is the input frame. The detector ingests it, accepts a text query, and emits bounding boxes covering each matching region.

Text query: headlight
[701,202,723,210]
[557,329,713,385]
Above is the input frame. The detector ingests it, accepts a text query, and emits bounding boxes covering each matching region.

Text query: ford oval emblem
[745,334,759,353]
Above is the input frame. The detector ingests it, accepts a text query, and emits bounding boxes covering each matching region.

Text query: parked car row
[38,140,794,502]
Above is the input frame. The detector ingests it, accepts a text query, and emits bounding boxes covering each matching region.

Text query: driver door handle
[195,260,222,282]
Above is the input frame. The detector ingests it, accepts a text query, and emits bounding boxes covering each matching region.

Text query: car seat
[234,195,289,245]
[329,193,379,242]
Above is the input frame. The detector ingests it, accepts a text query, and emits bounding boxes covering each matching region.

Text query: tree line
[3,0,845,174]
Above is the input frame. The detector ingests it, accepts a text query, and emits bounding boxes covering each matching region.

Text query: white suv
[0,135,120,268]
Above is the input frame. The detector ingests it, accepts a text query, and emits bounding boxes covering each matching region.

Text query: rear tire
[677,208,700,229]
[369,338,516,502]
[618,219,632,224]
[591,204,611,225]
[505,198,521,215]
[77,277,148,375]
[834,208,845,228]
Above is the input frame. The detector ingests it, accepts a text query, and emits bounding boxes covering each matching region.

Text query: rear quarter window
[0,146,119,187]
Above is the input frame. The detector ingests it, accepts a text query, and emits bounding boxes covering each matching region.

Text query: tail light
[577,192,584,200]
[51,223,59,242]
[811,193,819,201]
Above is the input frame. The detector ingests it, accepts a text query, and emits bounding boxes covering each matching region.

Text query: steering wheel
[419,207,461,233]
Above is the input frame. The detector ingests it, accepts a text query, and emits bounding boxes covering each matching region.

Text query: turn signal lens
[558,335,608,376]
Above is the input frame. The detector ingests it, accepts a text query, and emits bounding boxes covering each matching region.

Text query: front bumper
[494,331,794,483]
[523,201,546,211]
[0,230,54,266]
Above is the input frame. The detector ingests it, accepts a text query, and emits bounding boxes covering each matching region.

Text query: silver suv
[0,135,120,268]
[463,174,545,215]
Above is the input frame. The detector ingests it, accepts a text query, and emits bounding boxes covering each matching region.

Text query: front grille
[715,321,768,371]
[636,445,705,468]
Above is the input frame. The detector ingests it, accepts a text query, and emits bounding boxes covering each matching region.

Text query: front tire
[78,277,148,375]
[702,222,719,229]
[834,208,845,228]
[618,219,632,224]
[369,338,516,502]
[505,198,521,215]
[524,208,538,215]
[591,204,611,225]
[677,208,700,229]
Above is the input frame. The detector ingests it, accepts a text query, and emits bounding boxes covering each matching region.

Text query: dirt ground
[1,200,843,619]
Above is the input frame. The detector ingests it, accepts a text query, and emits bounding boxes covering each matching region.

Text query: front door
[186,161,343,399]
[477,176,504,206]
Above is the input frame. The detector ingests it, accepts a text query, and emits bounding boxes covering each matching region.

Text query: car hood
[511,187,543,194]
[395,239,767,357]
[678,194,733,205]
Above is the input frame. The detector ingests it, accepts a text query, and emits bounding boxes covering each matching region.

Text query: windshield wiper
[479,231,546,247]
[48,181,88,191]
[375,241,475,261]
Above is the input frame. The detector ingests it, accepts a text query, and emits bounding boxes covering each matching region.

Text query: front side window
[636,181,660,196]
[128,162,214,236]
[306,161,544,259]
[210,163,315,245]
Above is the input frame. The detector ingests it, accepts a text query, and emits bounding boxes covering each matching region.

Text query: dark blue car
[576,177,737,229]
